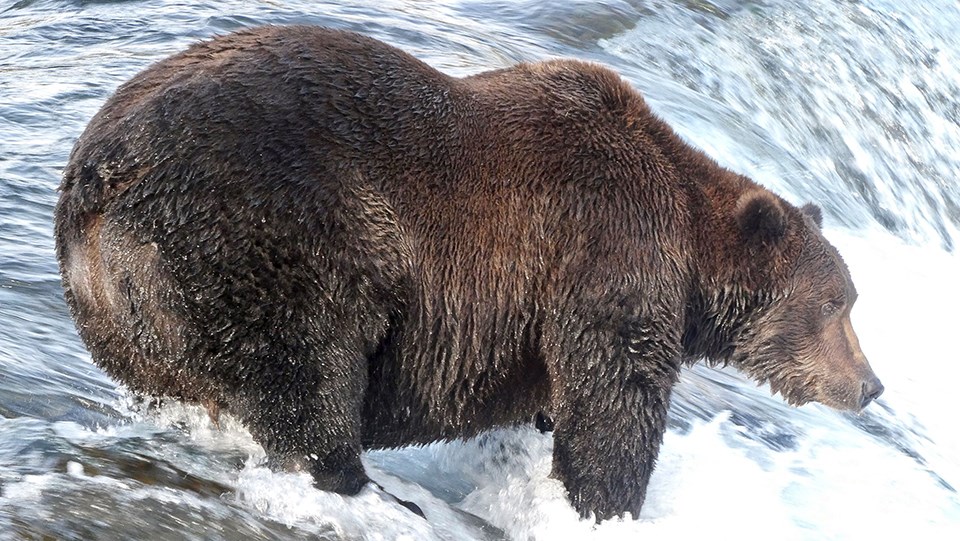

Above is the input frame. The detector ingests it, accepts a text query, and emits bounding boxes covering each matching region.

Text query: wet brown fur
[54,26,881,521]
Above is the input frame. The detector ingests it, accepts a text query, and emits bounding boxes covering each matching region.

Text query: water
[1,0,958,539]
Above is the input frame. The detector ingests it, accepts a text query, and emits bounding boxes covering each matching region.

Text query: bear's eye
[821,300,843,317]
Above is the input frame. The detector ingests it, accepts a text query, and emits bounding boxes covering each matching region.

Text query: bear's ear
[736,191,787,246]
[801,203,823,228]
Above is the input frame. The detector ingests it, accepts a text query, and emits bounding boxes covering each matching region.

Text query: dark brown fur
[54,26,882,521]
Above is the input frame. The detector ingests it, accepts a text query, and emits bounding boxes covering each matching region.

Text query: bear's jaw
[717,321,828,409]
[737,356,820,408]
[739,351,880,413]
[766,371,816,408]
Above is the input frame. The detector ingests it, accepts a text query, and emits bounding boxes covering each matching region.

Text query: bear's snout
[859,375,884,409]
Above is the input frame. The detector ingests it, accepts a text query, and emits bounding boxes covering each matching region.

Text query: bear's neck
[680,157,787,365]
[636,105,781,288]
[633,109,793,364]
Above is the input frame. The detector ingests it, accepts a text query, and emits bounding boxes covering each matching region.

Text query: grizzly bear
[54,25,883,521]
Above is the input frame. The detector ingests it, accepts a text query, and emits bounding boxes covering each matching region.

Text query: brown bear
[54,25,883,521]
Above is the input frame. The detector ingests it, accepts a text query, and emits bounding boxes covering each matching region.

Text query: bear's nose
[860,377,884,409]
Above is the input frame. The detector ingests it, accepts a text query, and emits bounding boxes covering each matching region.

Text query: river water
[1,0,958,539]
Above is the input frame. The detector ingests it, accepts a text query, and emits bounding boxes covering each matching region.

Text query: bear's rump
[58,212,206,400]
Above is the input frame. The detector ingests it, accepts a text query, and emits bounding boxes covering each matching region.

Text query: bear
[54,25,883,521]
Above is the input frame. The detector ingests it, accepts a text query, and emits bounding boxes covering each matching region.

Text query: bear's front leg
[548,314,681,521]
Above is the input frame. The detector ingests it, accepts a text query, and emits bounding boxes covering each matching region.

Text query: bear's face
[733,196,883,412]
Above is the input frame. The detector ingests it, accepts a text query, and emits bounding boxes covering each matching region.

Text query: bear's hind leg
[226,324,424,518]
[222,315,376,496]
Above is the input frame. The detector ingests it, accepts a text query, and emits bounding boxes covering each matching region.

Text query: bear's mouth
[768,372,883,413]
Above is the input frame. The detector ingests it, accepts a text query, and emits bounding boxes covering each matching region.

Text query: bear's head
[721,191,883,412]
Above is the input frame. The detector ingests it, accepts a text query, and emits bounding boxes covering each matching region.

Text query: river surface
[1,0,958,539]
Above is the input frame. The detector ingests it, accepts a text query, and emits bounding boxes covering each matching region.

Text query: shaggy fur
[55,25,882,521]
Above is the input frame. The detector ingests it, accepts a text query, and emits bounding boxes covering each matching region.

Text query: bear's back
[62,26,466,214]
[65,25,704,225]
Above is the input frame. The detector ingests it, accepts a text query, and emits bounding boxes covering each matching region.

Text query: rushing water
[1,0,958,539]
